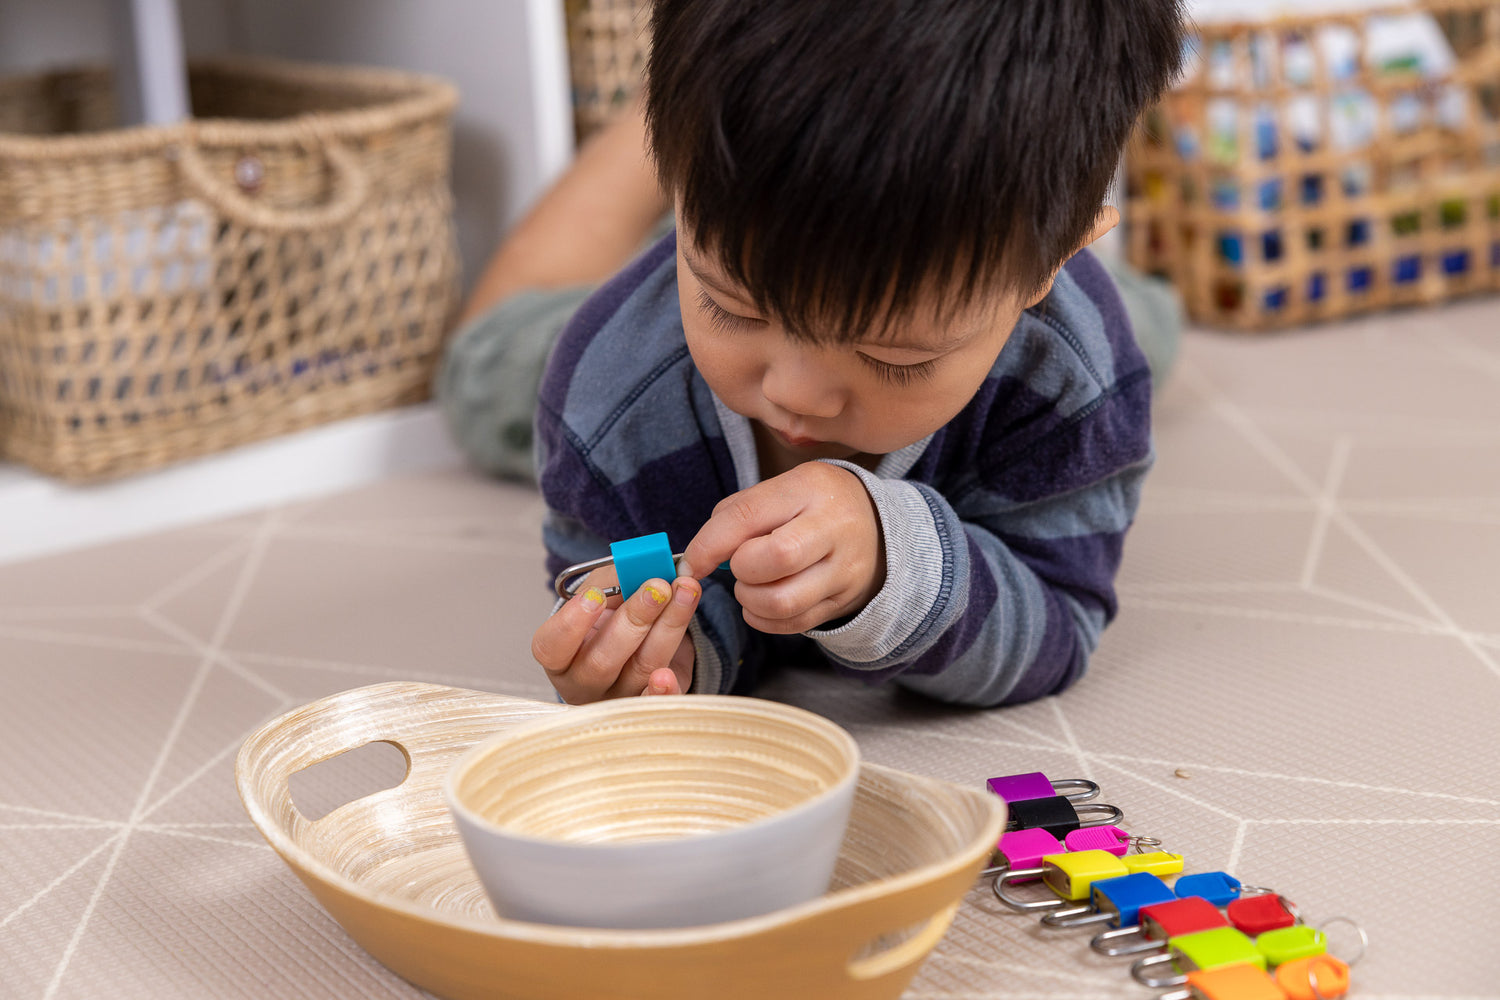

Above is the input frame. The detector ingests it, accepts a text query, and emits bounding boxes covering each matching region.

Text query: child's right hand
[530,571,700,703]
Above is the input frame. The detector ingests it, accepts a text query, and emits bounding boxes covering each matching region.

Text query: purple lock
[986,771,1056,803]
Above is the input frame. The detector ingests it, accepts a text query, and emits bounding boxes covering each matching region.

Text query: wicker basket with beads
[0,56,460,480]
[1125,1,1500,330]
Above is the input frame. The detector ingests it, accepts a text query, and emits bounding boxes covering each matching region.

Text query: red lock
[1092,892,1229,956]
[1141,896,1229,940]
[1227,893,1297,935]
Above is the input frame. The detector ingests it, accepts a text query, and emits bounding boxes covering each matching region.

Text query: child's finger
[681,480,806,580]
[609,577,699,697]
[642,665,681,696]
[531,586,608,673]
[565,578,674,693]
[734,561,845,634]
[727,517,831,585]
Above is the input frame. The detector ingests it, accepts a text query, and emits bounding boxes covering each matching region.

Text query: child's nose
[761,356,843,419]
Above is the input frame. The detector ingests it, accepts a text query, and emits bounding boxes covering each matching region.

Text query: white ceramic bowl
[445,695,860,929]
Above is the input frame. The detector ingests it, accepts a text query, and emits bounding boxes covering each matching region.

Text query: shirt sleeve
[804,405,1151,707]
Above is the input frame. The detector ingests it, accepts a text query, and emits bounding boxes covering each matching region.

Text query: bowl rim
[442,694,861,851]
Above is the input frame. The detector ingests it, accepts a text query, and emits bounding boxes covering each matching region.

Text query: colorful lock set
[980,771,1367,1000]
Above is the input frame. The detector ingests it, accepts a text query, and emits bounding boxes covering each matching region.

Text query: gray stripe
[711,393,761,490]
[805,461,948,665]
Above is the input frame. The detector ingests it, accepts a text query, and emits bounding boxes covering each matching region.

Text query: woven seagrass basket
[564,0,650,140]
[0,56,460,480]
[1126,1,1500,330]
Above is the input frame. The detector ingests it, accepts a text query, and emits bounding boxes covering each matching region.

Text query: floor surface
[3,301,1499,996]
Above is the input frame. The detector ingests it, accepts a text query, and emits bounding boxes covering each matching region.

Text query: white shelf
[0,404,466,566]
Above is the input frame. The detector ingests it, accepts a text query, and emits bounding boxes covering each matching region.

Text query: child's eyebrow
[681,247,747,300]
[856,325,983,355]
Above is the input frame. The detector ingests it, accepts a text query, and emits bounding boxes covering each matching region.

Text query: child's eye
[696,290,758,333]
[858,353,938,387]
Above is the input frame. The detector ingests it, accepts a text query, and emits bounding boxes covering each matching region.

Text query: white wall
[0,0,232,69]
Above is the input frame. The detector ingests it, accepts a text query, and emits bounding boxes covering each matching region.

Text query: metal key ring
[1317,915,1369,967]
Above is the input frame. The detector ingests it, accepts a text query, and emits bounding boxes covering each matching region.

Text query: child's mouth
[772,427,824,449]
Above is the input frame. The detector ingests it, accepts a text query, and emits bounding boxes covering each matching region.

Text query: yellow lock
[1123,850,1186,877]
[1041,850,1131,900]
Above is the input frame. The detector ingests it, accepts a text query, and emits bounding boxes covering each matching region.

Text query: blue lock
[1174,871,1242,907]
[554,533,735,600]
[610,533,679,600]
[1040,872,1177,930]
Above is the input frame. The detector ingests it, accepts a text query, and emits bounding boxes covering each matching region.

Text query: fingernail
[581,587,605,610]
[643,584,669,606]
[674,581,698,606]
[650,680,670,695]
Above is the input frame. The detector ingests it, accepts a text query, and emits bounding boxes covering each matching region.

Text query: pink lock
[1064,824,1131,856]
[995,828,1065,881]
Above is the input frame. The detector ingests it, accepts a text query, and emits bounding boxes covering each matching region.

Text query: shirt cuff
[804,459,946,666]
[686,619,723,694]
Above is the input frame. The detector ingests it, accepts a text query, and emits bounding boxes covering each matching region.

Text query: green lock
[1255,925,1327,966]
[1171,926,1266,973]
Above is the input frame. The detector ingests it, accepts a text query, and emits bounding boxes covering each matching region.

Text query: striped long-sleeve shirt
[535,232,1151,707]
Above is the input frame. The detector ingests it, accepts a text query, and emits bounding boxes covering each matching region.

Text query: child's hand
[531,570,699,702]
[681,462,884,634]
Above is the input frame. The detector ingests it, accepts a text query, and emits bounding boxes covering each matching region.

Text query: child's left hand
[681,462,885,634]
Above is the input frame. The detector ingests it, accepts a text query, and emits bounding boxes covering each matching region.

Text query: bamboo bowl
[236,682,1007,1000]
[447,696,860,928]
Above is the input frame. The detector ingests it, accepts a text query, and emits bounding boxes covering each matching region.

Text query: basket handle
[173,132,371,232]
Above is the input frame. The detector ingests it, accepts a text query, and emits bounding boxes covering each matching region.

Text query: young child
[528,0,1186,707]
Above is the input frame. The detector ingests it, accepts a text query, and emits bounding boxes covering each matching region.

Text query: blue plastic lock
[1091,872,1178,928]
[1174,871,1242,908]
[610,532,679,600]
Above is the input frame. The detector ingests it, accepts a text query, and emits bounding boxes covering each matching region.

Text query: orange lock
[1185,961,1286,1000]
[1275,955,1351,1000]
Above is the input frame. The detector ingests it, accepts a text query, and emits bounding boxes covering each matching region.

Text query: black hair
[646,0,1185,341]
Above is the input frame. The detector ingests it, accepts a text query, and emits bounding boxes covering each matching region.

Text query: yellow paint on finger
[644,585,669,606]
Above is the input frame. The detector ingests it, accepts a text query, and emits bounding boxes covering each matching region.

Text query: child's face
[676,229,1042,462]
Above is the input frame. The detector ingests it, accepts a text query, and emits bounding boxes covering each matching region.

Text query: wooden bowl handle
[843,903,961,981]
[237,682,562,839]
[722,796,1002,994]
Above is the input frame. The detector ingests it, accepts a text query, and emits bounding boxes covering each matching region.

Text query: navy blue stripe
[538,233,678,416]
[998,529,1122,620]
[1001,587,1086,704]
[978,368,1152,503]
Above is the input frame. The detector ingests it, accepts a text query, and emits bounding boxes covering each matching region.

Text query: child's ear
[1082,205,1121,248]
[1022,206,1122,308]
